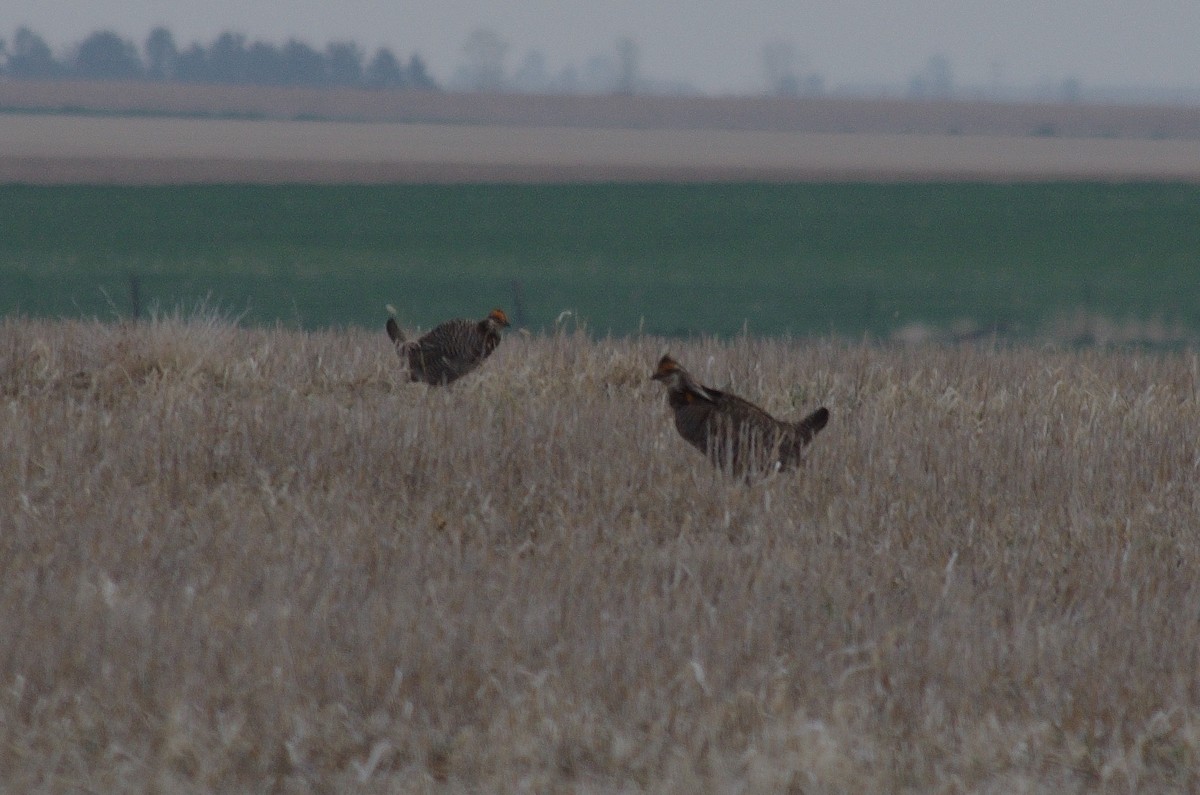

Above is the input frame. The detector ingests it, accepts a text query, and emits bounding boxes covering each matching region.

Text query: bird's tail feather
[793,407,830,442]
[386,317,406,345]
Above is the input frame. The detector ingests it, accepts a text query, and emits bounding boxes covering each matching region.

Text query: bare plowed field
[5,79,1200,139]
[4,113,1200,184]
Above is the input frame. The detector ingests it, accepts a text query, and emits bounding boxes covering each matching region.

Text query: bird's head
[652,354,684,384]
[652,354,717,402]
[486,308,511,329]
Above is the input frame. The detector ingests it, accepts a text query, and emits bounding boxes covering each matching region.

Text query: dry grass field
[3,314,1199,792]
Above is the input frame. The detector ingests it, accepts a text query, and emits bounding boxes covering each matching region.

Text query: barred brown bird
[386,308,510,385]
[652,354,829,476]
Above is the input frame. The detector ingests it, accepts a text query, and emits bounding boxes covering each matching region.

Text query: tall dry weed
[1,315,1198,792]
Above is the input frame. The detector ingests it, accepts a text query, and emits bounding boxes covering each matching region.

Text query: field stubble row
[2,315,1199,791]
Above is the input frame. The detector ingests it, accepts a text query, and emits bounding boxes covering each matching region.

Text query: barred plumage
[652,354,829,476]
[386,308,510,385]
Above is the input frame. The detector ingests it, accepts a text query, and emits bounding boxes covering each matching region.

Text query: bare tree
[909,53,954,98]
[581,53,617,94]
[458,27,509,92]
[326,41,363,86]
[512,49,549,94]
[407,54,436,90]
[762,39,799,96]
[761,39,824,97]
[207,31,248,84]
[281,39,325,85]
[73,30,143,79]
[615,36,639,95]
[9,27,61,78]
[366,47,405,89]
[245,40,284,84]
[1060,76,1082,103]
[145,27,177,80]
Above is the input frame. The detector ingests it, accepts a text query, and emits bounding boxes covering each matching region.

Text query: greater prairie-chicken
[386,308,510,385]
[652,354,829,476]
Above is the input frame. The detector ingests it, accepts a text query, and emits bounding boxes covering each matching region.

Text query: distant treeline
[0,26,438,90]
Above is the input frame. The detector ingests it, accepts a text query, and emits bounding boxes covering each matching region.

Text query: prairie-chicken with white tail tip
[386,308,510,385]
[652,354,829,476]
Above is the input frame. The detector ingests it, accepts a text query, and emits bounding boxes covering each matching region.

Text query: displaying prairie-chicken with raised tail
[652,354,829,476]
[386,308,510,385]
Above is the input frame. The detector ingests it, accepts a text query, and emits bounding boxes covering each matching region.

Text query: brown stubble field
[5,113,1200,184]
[2,314,1199,792]
[5,79,1200,139]
[5,79,1200,183]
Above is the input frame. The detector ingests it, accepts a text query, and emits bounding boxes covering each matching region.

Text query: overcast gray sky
[7,1,1200,93]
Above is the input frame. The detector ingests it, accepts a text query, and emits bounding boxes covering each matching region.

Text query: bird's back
[668,378,827,475]
[406,318,499,385]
